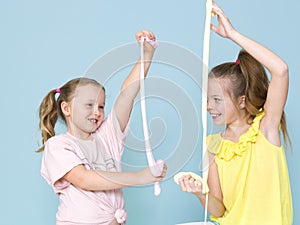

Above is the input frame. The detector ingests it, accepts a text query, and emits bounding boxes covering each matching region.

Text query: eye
[86,103,93,108]
[98,105,104,110]
[214,97,222,102]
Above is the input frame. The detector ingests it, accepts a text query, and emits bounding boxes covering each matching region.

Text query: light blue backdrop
[1,0,299,225]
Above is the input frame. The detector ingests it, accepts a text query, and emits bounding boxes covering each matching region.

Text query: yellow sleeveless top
[207,112,293,225]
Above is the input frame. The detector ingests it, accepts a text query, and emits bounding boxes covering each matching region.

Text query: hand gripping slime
[139,36,163,196]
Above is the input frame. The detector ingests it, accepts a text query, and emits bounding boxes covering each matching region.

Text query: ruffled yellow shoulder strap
[206,134,222,155]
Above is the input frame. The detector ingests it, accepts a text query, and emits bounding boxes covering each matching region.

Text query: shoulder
[46,133,71,144]
[43,133,85,162]
[207,133,223,154]
[95,109,128,139]
[45,133,76,151]
[95,111,113,132]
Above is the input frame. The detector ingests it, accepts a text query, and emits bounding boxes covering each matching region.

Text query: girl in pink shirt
[37,30,167,225]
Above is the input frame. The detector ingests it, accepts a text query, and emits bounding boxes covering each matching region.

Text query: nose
[207,99,212,111]
[93,105,102,115]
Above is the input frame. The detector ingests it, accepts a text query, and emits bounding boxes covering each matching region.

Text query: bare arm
[114,30,157,132]
[232,31,288,145]
[178,153,225,217]
[62,164,167,192]
[211,3,288,144]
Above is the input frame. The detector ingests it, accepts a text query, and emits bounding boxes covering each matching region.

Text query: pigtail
[280,112,292,150]
[36,77,105,152]
[238,50,268,121]
[36,89,60,152]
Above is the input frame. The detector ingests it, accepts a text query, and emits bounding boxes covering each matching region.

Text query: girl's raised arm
[211,2,288,143]
[114,30,157,132]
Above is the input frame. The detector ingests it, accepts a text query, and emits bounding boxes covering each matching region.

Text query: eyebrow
[86,100,105,105]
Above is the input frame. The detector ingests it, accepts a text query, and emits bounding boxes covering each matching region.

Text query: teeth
[89,119,98,123]
[210,113,220,118]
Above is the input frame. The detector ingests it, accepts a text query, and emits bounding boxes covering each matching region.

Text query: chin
[87,126,98,133]
[213,120,225,126]
[92,127,99,133]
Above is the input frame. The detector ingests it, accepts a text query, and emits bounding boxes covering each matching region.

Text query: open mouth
[210,113,221,119]
[88,118,98,124]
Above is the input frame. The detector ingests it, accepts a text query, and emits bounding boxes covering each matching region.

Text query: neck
[223,118,252,142]
[67,127,93,140]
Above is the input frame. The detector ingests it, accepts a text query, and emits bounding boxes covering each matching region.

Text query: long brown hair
[37,77,104,152]
[208,49,291,149]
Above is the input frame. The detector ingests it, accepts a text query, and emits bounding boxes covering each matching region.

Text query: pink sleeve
[95,109,129,160]
[41,136,83,192]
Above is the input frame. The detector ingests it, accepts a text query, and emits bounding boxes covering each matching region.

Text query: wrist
[143,51,155,59]
[229,29,240,42]
[195,191,208,199]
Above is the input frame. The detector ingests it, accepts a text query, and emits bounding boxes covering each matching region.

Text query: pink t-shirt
[41,110,129,225]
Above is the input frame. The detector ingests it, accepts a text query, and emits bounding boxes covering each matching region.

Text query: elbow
[210,204,226,218]
[64,165,104,191]
[73,174,91,191]
[214,210,225,218]
[213,208,225,218]
[278,61,289,78]
[69,170,96,191]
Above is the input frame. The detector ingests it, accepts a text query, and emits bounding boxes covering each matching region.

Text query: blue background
[1,0,299,224]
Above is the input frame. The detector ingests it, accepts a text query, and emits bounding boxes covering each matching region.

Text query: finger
[135,32,143,41]
[155,177,163,182]
[211,5,218,16]
[212,3,227,20]
[178,177,188,192]
[183,176,194,192]
[142,29,152,36]
[136,31,148,41]
[148,31,155,40]
[210,23,217,32]
[141,30,150,39]
[195,180,203,192]
[185,179,195,192]
[180,176,192,190]
[189,177,195,185]
[142,30,156,41]
[184,183,193,192]
[163,167,167,176]
[212,2,223,13]
[160,169,167,178]
[163,164,167,172]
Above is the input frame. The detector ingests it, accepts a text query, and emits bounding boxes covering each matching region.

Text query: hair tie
[236,59,240,65]
[55,88,61,94]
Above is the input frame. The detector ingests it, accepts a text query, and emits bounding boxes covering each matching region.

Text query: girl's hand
[139,163,167,185]
[135,29,157,55]
[210,2,236,39]
[178,175,204,196]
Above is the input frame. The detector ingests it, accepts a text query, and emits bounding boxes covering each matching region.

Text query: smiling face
[207,77,240,126]
[62,84,105,140]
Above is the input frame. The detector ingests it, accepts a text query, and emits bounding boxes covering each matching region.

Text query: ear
[238,95,246,109]
[61,101,71,117]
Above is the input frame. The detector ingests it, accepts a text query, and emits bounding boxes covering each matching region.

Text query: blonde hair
[37,77,104,152]
[208,49,291,149]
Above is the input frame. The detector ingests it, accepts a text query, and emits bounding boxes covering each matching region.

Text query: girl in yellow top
[177,2,293,225]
